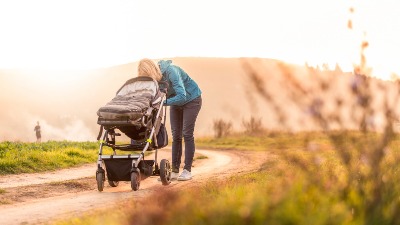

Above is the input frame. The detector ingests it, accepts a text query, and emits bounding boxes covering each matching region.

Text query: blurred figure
[34,121,41,143]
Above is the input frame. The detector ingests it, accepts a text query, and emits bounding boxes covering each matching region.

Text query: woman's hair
[137,58,163,81]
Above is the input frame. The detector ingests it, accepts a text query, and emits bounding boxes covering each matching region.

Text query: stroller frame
[96,91,171,192]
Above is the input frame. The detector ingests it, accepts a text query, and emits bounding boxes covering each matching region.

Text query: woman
[137,59,202,181]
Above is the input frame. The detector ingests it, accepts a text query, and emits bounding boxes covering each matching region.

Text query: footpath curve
[0,148,268,225]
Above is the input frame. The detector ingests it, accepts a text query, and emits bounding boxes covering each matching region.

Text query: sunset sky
[0,0,399,80]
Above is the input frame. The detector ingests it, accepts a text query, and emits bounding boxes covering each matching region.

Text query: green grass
[0,141,156,175]
[46,132,400,224]
[195,155,208,160]
[197,131,333,151]
[0,141,99,175]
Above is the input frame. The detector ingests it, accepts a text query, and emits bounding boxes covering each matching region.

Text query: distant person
[34,121,41,143]
[137,59,202,181]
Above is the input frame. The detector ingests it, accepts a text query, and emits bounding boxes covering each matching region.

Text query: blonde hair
[137,58,163,81]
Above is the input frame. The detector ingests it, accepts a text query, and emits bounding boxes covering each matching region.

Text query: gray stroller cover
[97,77,161,121]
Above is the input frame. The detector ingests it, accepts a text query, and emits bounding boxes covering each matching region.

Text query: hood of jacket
[158,60,172,74]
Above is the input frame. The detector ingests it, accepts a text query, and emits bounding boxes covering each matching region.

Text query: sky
[0,0,399,80]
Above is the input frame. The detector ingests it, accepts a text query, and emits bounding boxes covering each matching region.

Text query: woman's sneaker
[157,172,179,181]
[177,169,192,181]
[170,172,179,180]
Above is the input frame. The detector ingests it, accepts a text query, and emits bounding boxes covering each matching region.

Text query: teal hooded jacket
[158,60,202,106]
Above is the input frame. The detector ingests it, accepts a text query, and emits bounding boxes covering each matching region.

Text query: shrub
[242,116,263,134]
[213,119,232,138]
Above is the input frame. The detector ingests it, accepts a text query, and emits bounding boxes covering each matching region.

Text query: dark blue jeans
[170,96,202,172]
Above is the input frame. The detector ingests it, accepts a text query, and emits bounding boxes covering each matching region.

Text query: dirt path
[0,149,268,225]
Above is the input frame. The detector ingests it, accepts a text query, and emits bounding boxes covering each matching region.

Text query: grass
[197,131,333,151]
[0,140,158,175]
[54,131,400,225]
[0,141,99,175]
[0,141,159,175]
[195,155,208,160]
[0,188,5,194]
[49,180,92,189]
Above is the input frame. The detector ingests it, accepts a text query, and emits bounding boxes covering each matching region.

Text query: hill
[0,57,398,141]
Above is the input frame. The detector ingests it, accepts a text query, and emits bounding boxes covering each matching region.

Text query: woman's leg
[182,96,202,172]
[170,105,183,173]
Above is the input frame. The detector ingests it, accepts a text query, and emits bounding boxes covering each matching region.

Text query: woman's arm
[165,66,187,106]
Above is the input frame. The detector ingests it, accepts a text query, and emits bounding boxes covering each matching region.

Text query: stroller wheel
[131,171,140,191]
[159,159,171,185]
[96,172,105,192]
[108,180,119,187]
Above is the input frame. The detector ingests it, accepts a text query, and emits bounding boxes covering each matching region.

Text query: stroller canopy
[117,77,158,97]
[97,76,161,120]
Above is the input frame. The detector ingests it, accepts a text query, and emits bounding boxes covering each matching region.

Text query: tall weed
[240,27,400,223]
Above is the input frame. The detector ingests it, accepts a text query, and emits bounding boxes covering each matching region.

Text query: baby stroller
[95,76,171,192]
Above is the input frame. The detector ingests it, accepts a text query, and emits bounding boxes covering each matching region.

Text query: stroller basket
[104,159,155,181]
